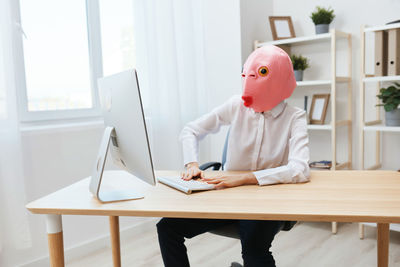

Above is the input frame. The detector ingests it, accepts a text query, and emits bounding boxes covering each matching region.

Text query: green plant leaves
[310,6,335,25]
[384,103,396,112]
[376,83,400,112]
[290,54,310,71]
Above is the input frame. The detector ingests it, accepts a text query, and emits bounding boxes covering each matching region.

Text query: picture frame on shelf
[269,16,295,40]
[309,94,330,124]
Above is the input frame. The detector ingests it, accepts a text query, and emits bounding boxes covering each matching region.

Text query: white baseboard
[19,217,158,267]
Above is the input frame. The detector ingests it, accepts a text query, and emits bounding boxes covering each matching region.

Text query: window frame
[13,0,104,122]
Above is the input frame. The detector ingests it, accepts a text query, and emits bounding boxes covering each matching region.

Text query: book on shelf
[309,160,333,170]
[388,28,400,76]
[374,30,388,76]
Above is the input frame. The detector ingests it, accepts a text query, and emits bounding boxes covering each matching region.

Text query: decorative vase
[315,24,329,34]
[385,108,400,126]
[294,70,303,81]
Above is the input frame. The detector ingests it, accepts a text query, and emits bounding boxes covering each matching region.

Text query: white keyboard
[157,176,214,194]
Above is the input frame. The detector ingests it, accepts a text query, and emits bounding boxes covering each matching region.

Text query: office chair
[199,129,296,238]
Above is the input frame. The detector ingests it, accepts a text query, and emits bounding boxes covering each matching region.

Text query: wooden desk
[27,170,400,267]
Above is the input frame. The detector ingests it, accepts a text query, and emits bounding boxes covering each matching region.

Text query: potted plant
[310,6,335,34]
[376,82,400,126]
[290,54,309,81]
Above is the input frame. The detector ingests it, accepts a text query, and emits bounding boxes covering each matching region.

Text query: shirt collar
[248,101,286,118]
[268,101,286,118]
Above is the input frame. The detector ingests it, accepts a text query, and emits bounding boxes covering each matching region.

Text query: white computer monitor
[89,69,155,203]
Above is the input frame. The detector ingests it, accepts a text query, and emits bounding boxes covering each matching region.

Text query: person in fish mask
[157,45,310,267]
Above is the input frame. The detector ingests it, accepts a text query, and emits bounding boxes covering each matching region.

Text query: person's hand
[181,162,204,180]
[202,173,258,189]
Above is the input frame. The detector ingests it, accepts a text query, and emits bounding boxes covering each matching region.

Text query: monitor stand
[89,126,144,203]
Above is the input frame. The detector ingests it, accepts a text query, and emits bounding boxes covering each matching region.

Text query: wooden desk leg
[332,222,337,234]
[46,214,64,267]
[109,216,121,267]
[377,223,389,267]
[359,223,365,239]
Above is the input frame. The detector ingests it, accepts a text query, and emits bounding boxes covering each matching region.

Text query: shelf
[363,75,400,83]
[307,120,350,131]
[296,77,350,87]
[258,33,330,47]
[307,124,331,130]
[363,124,400,132]
[297,80,330,87]
[362,223,400,232]
[364,22,400,32]
[256,30,349,47]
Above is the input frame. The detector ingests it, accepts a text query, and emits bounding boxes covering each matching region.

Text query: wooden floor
[68,220,400,267]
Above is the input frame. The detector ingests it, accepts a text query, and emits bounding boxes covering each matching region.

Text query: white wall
[272,0,400,169]
[239,0,273,63]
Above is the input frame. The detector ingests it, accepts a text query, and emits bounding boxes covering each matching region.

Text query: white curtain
[0,0,32,265]
[133,0,211,169]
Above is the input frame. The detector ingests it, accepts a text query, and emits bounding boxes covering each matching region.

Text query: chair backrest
[221,129,230,170]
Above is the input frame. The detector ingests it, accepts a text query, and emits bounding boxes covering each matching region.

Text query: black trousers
[156,218,284,267]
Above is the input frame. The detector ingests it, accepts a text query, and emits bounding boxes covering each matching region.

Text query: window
[15,0,137,122]
[16,0,105,121]
[99,0,136,76]
[20,0,93,112]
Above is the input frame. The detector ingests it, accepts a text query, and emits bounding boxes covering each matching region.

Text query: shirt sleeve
[253,110,310,185]
[179,96,237,166]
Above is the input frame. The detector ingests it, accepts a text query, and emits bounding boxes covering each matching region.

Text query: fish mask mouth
[241,95,253,107]
[241,45,296,112]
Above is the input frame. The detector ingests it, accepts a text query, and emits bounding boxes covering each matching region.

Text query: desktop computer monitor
[89,69,155,203]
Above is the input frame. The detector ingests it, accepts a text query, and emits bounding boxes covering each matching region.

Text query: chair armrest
[199,162,222,171]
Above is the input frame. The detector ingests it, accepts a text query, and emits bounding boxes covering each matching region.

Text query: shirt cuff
[253,166,292,186]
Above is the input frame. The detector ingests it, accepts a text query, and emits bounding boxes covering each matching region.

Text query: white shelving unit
[256,29,353,234]
[359,23,400,239]
[363,75,400,83]
[307,124,332,130]
[364,124,400,133]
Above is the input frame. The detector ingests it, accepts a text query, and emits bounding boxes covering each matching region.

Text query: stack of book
[309,160,332,170]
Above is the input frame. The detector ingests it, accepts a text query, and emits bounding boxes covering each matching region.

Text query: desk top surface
[26,170,400,223]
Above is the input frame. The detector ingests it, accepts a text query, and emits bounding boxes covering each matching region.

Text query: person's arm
[180,96,237,179]
[202,172,257,189]
[253,110,310,186]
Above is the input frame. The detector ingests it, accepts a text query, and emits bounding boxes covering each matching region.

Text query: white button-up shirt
[179,95,310,185]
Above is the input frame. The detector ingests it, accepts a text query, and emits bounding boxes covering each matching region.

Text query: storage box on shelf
[255,29,353,234]
[359,23,400,239]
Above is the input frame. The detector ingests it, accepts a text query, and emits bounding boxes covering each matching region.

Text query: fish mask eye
[258,66,269,77]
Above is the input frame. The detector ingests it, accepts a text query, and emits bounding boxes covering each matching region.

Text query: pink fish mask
[241,45,296,112]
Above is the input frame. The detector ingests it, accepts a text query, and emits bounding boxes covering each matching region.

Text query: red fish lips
[242,95,253,107]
